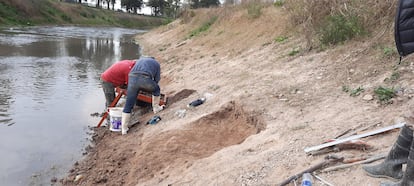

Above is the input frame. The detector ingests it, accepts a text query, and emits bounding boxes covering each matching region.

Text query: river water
[0,26,144,185]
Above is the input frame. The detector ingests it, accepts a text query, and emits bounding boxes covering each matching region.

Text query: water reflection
[0,63,14,126]
[0,26,144,185]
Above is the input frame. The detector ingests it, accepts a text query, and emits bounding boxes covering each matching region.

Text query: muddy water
[0,26,144,185]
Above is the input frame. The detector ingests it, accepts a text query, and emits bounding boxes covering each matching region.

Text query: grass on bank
[0,0,167,28]
[188,15,218,38]
[285,0,395,49]
[1,0,395,38]
[0,1,29,25]
[374,86,396,104]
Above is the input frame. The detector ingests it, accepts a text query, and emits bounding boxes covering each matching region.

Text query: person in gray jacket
[121,56,165,135]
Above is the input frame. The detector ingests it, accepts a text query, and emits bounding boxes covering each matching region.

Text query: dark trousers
[123,73,160,113]
[102,80,115,108]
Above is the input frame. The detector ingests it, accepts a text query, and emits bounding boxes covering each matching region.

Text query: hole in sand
[130,89,197,119]
[130,101,265,182]
[166,89,196,105]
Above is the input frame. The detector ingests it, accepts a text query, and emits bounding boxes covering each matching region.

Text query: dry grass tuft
[285,0,397,48]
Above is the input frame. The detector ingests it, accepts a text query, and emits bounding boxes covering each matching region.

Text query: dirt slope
[62,5,414,186]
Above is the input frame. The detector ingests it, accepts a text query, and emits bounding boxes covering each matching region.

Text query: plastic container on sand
[187,97,206,108]
[301,173,312,186]
[109,107,123,132]
[147,115,161,125]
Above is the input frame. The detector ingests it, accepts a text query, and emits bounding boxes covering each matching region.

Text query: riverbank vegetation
[0,0,168,28]
[285,0,396,50]
[0,0,397,46]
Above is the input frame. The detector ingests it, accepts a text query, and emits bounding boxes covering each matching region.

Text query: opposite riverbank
[0,0,168,28]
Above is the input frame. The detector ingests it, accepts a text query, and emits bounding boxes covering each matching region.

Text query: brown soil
[62,5,414,186]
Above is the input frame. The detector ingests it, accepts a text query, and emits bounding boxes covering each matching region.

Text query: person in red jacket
[100,60,136,108]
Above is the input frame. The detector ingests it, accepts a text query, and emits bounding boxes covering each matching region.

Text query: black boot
[380,133,414,186]
[363,125,413,180]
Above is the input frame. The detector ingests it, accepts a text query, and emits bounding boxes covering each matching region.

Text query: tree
[121,0,144,14]
[96,0,101,8]
[172,0,180,17]
[111,0,116,10]
[164,0,180,18]
[147,0,166,16]
[190,0,219,8]
[201,0,219,7]
[190,0,200,9]
[104,0,110,9]
[102,0,116,10]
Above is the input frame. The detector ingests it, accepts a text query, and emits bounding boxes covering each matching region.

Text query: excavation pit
[129,101,265,182]
[63,96,265,185]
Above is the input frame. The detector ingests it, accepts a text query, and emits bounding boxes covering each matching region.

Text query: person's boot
[380,133,414,186]
[121,112,131,135]
[363,125,413,180]
[152,95,165,114]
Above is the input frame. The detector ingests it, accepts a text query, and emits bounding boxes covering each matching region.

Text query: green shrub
[0,2,27,25]
[60,14,72,22]
[382,46,397,58]
[275,36,288,43]
[342,85,350,93]
[342,85,364,97]
[319,14,365,45]
[288,48,300,56]
[274,0,284,7]
[80,12,88,18]
[350,87,364,97]
[384,71,400,83]
[189,16,217,38]
[162,18,174,25]
[285,0,392,49]
[374,86,396,104]
[46,8,56,16]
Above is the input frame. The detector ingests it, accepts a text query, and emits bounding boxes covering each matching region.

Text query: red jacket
[101,60,136,87]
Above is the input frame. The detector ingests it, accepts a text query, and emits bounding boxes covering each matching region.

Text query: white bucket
[108,107,123,132]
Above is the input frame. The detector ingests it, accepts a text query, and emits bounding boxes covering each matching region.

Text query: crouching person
[121,56,165,135]
[101,60,136,109]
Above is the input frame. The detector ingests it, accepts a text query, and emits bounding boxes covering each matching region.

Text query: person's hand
[119,88,127,95]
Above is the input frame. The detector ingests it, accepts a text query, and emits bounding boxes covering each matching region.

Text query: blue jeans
[123,73,160,113]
